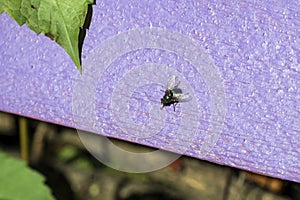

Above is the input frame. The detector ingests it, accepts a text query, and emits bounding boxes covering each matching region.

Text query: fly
[160,75,190,111]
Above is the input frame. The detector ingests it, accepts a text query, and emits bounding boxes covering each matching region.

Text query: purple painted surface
[1,1,300,181]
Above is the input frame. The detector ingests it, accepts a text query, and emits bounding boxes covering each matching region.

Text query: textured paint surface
[0,1,300,181]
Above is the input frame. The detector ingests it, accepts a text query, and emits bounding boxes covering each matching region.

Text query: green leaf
[0,151,55,200]
[1,0,94,72]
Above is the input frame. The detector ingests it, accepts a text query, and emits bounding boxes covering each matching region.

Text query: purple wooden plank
[1,0,299,180]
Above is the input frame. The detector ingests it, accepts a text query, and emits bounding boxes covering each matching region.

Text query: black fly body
[160,75,190,111]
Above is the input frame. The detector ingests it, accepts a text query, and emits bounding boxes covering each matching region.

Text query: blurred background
[0,111,299,200]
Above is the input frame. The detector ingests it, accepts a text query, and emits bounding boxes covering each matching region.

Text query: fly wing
[167,75,180,90]
[173,93,191,102]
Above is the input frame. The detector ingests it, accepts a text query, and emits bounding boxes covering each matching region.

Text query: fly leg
[173,102,178,111]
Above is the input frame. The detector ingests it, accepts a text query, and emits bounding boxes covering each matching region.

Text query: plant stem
[19,117,29,162]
